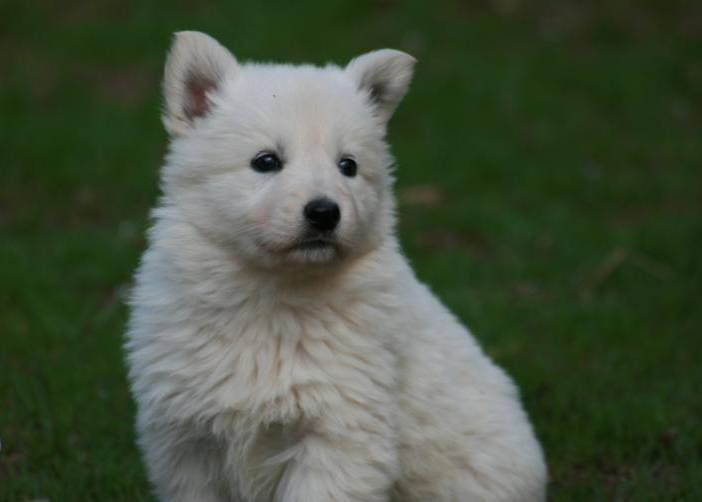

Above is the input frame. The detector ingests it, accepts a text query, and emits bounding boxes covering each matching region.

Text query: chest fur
[131,294,398,430]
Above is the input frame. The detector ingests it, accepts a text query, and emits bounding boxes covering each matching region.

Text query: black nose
[304,197,340,232]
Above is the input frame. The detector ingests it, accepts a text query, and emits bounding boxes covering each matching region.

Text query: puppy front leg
[140,423,227,502]
[274,420,399,502]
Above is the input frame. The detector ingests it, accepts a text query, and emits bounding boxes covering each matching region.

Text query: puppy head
[160,31,415,269]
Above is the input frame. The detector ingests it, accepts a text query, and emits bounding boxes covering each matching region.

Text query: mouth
[290,237,337,251]
[258,233,342,261]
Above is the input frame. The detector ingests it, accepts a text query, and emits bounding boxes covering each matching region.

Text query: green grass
[2,1,701,500]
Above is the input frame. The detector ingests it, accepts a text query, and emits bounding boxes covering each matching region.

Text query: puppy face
[160,32,415,269]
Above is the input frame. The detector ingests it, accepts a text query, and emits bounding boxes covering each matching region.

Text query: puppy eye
[251,152,283,173]
[338,157,357,177]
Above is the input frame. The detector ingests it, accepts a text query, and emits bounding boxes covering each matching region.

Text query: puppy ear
[162,31,238,136]
[345,49,416,124]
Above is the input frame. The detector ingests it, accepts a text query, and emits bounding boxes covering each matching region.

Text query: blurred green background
[1,1,701,500]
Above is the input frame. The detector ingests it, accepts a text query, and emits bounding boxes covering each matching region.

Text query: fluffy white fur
[126,31,547,502]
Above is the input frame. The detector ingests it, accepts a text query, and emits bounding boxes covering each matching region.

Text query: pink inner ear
[184,73,218,120]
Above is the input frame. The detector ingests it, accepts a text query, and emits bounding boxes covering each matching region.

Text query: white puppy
[125,31,547,502]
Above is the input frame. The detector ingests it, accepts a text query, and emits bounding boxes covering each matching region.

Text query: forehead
[215,64,377,149]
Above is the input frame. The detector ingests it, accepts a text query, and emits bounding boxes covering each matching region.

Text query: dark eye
[338,157,357,177]
[251,152,283,173]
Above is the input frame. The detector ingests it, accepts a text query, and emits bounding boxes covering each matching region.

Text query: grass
[1,1,701,500]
